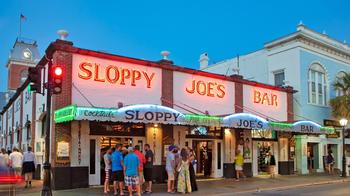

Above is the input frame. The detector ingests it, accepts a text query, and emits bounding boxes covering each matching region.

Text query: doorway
[99,137,133,185]
[307,143,319,172]
[192,140,213,177]
[257,141,274,175]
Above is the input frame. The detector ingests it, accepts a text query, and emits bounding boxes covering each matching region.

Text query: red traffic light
[53,66,63,76]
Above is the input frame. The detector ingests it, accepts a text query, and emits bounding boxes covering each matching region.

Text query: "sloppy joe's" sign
[78,62,155,88]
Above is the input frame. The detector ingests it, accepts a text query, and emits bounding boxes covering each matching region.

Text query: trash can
[223,163,235,178]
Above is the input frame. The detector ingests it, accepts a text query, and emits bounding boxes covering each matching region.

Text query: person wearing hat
[166,145,176,193]
[123,147,141,196]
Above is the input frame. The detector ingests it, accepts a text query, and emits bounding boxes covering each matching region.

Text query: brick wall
[51,43,74,167]
[286,87,294,122]
[160,61,174,164]
[234,81,243,113]
[8,64,28,90]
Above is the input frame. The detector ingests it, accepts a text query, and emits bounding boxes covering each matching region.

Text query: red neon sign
[253,90,278,106]
[186,80,225,98]
[78,62,155,88]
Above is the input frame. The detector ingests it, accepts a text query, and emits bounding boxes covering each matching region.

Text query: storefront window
[187,126,223,139]
[251,129,276,139]
[89,122,145,136]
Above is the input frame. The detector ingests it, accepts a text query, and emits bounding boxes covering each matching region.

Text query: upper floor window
[308,63,327,106]
[274,70,285,87]
[335,71,347,97]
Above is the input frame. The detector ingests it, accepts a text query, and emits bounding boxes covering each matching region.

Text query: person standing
[234,150,246,181]
[112,144,125,196]
[177,148,192,194]
[123,147,141,196]
[268,152,276,178]
[0,148,9,174]
[22,147,36,188]
[326,150,335,174]
[166,145,176,193]
[188,148,198,192]
[104,148,112,194]
[9,147,23,177]
[144,144,154,194]
[134,145,146,192]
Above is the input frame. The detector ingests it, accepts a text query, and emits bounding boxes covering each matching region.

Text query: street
[10,175,350,196]
[238,182,350,196]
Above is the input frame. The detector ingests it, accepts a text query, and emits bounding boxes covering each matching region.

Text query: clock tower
[6,38,40,91]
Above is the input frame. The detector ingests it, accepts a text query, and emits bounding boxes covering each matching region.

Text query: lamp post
[339,118,348,178]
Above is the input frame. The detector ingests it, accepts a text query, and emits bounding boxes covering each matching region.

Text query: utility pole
[41,58,53,196]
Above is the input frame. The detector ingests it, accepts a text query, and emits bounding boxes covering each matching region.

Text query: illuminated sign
[253,90,278,106]
[222,113,268,129]
[185,80,225,98]
[78,62,155,88]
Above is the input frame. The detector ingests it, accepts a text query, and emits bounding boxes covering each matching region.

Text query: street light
[339,118,348,177]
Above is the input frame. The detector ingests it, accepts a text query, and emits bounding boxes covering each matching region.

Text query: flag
[20,14,27,21]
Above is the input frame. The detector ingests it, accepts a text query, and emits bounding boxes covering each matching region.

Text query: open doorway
[100,137,133,185]
[257,141,274,175]
[192,140,213,177]
[307,143,319,172]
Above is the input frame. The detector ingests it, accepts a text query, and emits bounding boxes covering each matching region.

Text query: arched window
[335,71,347,97]
[308,63,327,105]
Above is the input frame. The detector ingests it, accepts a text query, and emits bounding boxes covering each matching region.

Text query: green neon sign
[54,105,77,123]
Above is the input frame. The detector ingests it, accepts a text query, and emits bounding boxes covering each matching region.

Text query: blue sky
[0,0,349,91]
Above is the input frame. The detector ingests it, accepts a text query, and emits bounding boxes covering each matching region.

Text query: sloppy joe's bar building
[0,39,335,190]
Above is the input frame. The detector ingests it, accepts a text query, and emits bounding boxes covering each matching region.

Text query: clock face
[23,50,32,59]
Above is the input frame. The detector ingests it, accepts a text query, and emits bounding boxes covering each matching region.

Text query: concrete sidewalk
[8,174,350,196]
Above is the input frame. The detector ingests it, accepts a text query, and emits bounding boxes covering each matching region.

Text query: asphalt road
[238,181,350,196]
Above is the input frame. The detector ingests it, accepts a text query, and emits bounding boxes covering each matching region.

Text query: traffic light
[52,66,63,94]
[28,67,42,94]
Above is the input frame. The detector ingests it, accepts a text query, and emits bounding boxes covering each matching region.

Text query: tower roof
[6,37,41,67]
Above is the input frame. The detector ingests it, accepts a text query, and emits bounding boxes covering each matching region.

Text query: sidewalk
[10,174,350,196]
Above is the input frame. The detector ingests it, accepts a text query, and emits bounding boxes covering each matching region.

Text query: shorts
[144,168,153,181]
[112,170,124,182]
[235,165,243,171]
[167,170,174,181]
[105,169,111,181]
[125,176,139,186]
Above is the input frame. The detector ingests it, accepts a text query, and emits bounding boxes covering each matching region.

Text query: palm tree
[330,72,350,119]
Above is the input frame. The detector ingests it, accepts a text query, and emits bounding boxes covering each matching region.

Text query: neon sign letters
[78,62,155,88]
[186,80,225,98]
[253,90,278,106]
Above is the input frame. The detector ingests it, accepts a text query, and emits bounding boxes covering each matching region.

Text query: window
[308,63,327,105]
[274,70,285,87]
[335,71,347,97]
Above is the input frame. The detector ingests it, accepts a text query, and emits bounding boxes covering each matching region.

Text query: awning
[222,113,268,129]
[269,121,335,134]
[54,104,335,134]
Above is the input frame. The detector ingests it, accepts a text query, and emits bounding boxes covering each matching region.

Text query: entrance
[307,143,319,172]
[192,140,213,177]
[257,141,274,175]
[99,137,133,185]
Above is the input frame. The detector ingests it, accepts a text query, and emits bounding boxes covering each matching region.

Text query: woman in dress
[177,148,192,194]
[188,148,198,192]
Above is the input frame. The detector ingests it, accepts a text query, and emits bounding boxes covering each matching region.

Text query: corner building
[1,39,333,190]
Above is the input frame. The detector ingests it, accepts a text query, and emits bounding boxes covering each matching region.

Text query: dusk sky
[0,0,349,91]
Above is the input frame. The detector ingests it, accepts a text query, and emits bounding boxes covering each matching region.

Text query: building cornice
[265,25,350,63]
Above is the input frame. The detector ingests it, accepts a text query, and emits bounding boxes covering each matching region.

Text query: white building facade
[202,24,350,174]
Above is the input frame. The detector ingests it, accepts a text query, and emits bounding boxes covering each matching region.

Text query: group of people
[0,147,36,188]
[103,144,154,196]
[165,145,198,194]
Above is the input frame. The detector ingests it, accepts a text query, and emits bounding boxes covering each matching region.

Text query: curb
[216,178,350,195]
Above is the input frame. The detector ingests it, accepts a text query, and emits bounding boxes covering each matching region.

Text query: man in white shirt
[23,146,36,188]
[9,147,23,176]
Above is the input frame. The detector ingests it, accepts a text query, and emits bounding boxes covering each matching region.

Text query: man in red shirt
[134,145,146,191]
